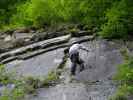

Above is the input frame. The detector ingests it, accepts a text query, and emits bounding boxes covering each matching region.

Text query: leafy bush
[0,64,62,100]
[99,0,133,38]
[115,48,133,87]
[0,65,37,100]
[0,0,117,29]
[0,64,25,100]
[0,0,27,29]
[0,64,13,85]
[100,21,127,38]
[0,0,132,39]
[115,57,133,94]
[111,49,133,100]
[42,70,60,86]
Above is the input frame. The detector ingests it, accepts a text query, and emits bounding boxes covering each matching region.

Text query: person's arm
[79,44,90,52]
[80,48,90,52]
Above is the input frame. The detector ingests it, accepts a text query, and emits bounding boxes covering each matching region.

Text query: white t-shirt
[69,43,86,55]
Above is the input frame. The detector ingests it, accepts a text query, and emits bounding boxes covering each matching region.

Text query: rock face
[24,39,130,100]
[1,33,132,100]
[1,35,94,64]
[25,81,116,100]
[1,27,133,100]
[6,48,65,77]
[4,35,93,77]
[0,30,93,53]
[0,35,71,63]
[75,40,123,82]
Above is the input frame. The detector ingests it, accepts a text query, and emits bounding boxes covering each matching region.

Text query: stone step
[0,35,71,62]
[1,35,95,63]
[1,36,93,64]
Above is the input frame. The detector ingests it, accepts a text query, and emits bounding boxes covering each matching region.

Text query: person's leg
[77,57,85,72]
[70,54,77,75]
[71,62,77,75]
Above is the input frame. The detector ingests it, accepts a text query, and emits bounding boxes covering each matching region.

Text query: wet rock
[0,83,15,96]
[17,44,68,60]
[24,40,127,100]
[14,27,35,33]
[0,34,7,39]
[12,38,30,48]
[4,39,133,100]
[1,56,17,64]
[25,81,116,100]
[7,84,15,89]
[4,35,12,42]
[47,32,68,39]
[6,48,65,77]
[32,31,69,42]
[0,35,71,62]
[0,33,34,53]
[25,83,88,100]
[32,32,48,42]
[0,35,94,63]
[72,40,124,82]
[72,31,93,37]
[0,40,14,53]
[11,33,34,47]
[13,33,33,40]
[127,95,133,100]
[69,35,94,44]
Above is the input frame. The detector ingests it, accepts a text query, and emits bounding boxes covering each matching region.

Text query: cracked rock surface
[24,39,131,100]
[6,48,65,77]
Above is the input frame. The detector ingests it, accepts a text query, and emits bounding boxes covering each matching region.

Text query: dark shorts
[70,52,84,64]
[69,52,84,75]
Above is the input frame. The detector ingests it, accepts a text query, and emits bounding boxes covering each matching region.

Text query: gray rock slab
[65,40,124,82]
[25,40,125,100]
[0,35,70,62]
[13,33,33,40]
[5,48,65,77]
[1,35,94,63]
[25,81,116,100]
[7,39,131,100]
[4,35,12,42]
[0,40,14,51]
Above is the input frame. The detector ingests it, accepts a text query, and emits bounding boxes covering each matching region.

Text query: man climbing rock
[69,43,89,76]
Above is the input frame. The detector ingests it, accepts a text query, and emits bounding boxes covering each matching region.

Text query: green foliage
[115,57,133,87]
[0,65,38,100]
[109,90,127,100]
[0,64,13,85]
[0,0,27,28]
[0,64,62,100]
[0,64,25,100]
[111,49,133,100]
[43,70,59,86]
[0,0,132,39]
[99,0,133,38]
[0,0,117,29]
[115,49,133,84]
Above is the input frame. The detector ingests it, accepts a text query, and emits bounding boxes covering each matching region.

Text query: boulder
[0,35,71,62]
[71,31,93,37]
[4,35,12,42]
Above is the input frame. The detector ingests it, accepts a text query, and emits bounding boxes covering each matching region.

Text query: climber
[69,43,89,76]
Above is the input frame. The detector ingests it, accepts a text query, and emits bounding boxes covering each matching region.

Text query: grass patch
[0,64,38,99]
[42,70,60,87]
[0,64,60,100]
[0,52,67,99]
[109,48,133,100]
